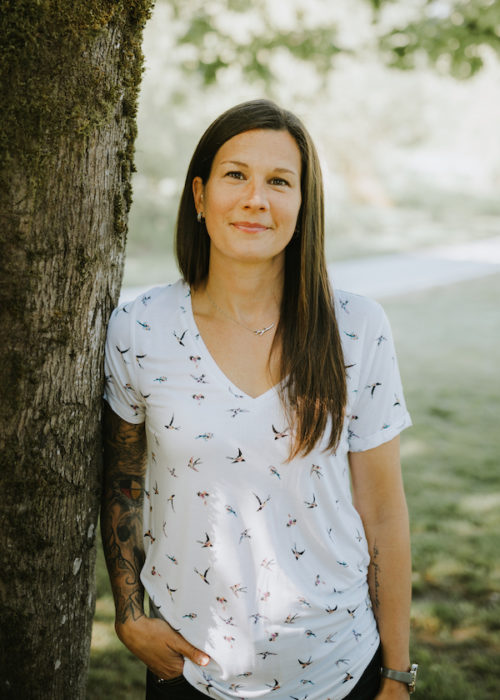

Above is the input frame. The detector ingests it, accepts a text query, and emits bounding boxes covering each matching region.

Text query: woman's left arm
[349,436,412,699]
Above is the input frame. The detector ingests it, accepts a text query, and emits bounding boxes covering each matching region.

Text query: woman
[102,99,415,699]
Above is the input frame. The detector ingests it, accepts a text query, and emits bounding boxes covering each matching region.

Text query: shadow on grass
[386,274,500,700]
[90,274,500,699]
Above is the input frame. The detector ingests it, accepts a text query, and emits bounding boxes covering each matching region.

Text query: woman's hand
[116,616,211,680]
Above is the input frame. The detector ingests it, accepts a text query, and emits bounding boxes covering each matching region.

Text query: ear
[192,177,204,216]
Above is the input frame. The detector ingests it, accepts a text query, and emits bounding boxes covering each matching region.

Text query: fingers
[172,631,210,667]
[116,615,211,679]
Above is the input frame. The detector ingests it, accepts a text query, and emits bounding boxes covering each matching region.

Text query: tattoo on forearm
[102,407,147,624]
[372,541,381,618]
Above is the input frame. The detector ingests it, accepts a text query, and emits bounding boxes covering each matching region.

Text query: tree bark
[0,2,154,697]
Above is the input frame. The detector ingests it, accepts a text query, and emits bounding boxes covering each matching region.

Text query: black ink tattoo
[101,404,147,625]
[372,541,381,620]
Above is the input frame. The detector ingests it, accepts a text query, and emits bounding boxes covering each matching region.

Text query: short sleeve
[347,302,411,452]
[103,303,146,424]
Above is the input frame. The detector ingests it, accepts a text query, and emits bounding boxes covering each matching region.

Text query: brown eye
[270,177,289,187]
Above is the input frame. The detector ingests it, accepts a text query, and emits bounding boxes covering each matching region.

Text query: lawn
[88,272,500,699]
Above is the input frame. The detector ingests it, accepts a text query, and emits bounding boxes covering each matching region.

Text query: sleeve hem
[348,413,412,453]
[103,393,145,425]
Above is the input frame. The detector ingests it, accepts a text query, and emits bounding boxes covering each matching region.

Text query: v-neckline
[183,284,282,403]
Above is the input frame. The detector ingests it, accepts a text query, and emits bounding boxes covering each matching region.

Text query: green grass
[89,273,500,699]
[385,273,500,700]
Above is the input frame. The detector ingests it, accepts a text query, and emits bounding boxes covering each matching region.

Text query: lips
[231,221,269,232]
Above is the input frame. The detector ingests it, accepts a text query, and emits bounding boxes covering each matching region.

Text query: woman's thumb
[175,634,210,667]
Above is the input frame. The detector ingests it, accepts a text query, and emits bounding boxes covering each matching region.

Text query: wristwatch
[380,664,418,694]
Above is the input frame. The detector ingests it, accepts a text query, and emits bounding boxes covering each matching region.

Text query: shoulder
[333,289,388,336]
[116,279,188,315]
[106,280,187,342]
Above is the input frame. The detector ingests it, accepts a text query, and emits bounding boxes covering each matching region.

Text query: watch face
[409,664,418,693]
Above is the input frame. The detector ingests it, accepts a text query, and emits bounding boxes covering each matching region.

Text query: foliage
[162,0,345,86]
[372,0,500,79]
[158,0,500,87]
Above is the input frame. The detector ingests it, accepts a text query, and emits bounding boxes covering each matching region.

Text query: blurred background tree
[123,0,500,286]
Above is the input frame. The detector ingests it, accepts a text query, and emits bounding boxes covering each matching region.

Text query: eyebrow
[219,160,298,176]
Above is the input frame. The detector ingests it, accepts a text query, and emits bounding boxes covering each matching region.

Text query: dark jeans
[146,645,381,699]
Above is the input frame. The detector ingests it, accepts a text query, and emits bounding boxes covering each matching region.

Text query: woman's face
[193,129,302,269]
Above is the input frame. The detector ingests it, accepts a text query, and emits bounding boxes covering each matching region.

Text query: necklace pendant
[254,323,275,336]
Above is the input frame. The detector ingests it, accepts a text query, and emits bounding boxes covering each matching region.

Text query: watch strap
[381,664,418,694]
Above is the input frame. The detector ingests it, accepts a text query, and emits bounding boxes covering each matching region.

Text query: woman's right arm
[101,402,210,677]
[101,402,148,627]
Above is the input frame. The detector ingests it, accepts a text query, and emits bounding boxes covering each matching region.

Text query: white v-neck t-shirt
[104,279,411,699]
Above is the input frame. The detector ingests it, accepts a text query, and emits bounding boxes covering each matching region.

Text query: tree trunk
[0,2,154,697]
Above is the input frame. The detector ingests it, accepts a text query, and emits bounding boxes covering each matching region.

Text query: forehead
[213,129,301,173]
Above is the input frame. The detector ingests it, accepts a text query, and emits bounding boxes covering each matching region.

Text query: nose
[242,180,269,210]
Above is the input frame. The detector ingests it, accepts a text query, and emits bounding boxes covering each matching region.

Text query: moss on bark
[0,2,154,697]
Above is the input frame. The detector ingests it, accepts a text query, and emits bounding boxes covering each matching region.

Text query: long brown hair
[175,99,347,458]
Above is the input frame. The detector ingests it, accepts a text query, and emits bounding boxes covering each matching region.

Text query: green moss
[113,193,127,236]
[0,0,153,203]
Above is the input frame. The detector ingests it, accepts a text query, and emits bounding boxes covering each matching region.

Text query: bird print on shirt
[257,651,277,660]
[166,583,177,601]
[165,414,180,430]
[194,567,210,584]
[366,382,382,397]
[254,493,271,511]
[135,353,146,369]
[191,373,209,384]
[249,613,268,624]
[239,529,251,543]
[173,329,187,346]
[304,494,318,509]
[197,671,214,694]
[103,281,411,698]
[292,544,305,560]
[272,424,288,439]
[230,583,248,598]
[187,456,202,471]
[197,532,213,548]
[298,657,313,669]
[115,346,130,362]
[228,407,250,418]
[196,432,214,441]
[310,464,323,479]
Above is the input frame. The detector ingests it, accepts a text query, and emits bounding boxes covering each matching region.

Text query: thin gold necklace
[205,289,276,336]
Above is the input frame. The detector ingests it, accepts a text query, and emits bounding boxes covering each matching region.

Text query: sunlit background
[123,0,500,286]
[90,3,500,698]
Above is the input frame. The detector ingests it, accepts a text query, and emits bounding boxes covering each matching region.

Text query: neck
[198,257,284,325]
